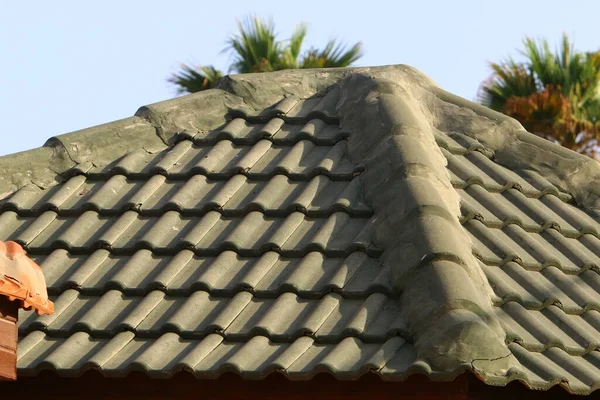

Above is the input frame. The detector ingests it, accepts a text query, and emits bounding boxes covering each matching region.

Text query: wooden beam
[0,371,469,399]
[0,298,17,381]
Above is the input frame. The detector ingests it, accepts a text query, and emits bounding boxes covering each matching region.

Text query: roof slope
[1,65,600,394]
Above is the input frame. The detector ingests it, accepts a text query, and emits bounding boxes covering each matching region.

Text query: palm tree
[169,16,363,94]
[478,34,600,158]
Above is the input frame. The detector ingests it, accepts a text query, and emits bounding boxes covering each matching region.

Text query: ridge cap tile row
[227,94,340,123]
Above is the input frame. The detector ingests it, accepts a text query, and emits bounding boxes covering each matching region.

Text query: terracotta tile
[0,241,53,315]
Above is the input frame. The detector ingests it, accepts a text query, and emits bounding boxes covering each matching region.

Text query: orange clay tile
[0,241,53,315]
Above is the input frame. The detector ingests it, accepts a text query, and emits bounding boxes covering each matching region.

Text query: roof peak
[219,65,600,216]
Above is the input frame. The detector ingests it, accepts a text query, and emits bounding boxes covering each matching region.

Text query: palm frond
[224,16,282,73]
[478,34,600,158]
[477,60,537,111]
[281,23,307,69]
[168,15,364,94]
[301,40,362,69]
[168,65,223,94]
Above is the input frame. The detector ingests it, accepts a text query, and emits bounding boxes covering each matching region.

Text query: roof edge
[134,89,248,145]
[335,69,518,378]
[215,68,349,108]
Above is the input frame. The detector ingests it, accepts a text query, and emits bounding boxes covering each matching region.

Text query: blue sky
[1,0,599,156]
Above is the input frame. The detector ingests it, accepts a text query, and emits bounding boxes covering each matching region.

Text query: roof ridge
[0,68,346,200]
[0,116,168,200]
[0,145,73,200]
[0,87,265,200]
[334,68,518,380]
[45,116,167,164]
[3,65,599,215]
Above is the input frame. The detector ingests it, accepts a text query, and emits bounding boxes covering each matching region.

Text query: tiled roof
[1,65,600,394]
[439,132,600,392]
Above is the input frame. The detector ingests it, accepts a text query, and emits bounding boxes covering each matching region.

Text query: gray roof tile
[496,302,600,355]
[1,210,375,255]
[34,250,391,297]
[3,69,399,383]
[3,174,370,216]
[19,290,404,341]
[191,117,348,145]
[441,145,572,202]
[484,262,600,312]
[443,141,600,393]
[3,65,600,394]
[18,332,414,379]
[85,139,360,179]
[506,344,595,391]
